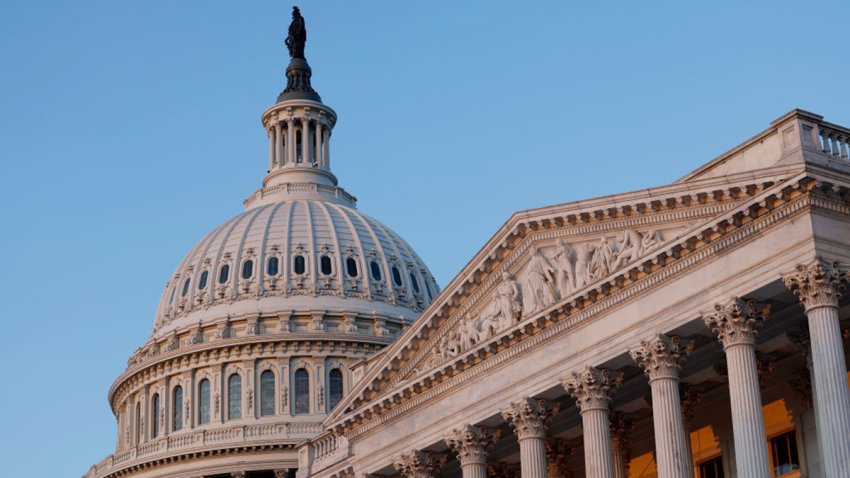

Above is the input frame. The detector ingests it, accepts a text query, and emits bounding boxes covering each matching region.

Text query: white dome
[153,199,438,339]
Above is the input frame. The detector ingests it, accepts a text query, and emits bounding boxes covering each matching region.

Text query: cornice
[329,171,841,435]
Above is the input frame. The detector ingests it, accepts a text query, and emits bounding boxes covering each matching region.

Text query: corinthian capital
[500,398,552,439]
[444,425,499,466]
[629,334,693,380]
[783,258,848,310]
[393,451,447,478]
[703,298,770,348]
[561,366,623,412]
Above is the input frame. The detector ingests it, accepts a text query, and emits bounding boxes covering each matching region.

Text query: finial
[285,6,307,60]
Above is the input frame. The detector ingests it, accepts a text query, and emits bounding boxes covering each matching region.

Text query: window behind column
[698,456,724,478]
[294,368,310,414]
[769,430,800,476]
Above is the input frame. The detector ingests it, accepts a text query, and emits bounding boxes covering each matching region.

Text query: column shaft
[269,126,276,169]
[725,343,771,478]
[807,305,850,473]
[650,377,693,478]
[300,118,309,164]
[287,119,295,164]
[612,447,628,478]
[275,122,283,165]
[582,408,615,478]
[323,128,330,169]
[314,122,322,166]
[519,436,547,478]
[460,461,487,478]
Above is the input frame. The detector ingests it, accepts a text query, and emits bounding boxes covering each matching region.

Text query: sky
[1,1,849,475]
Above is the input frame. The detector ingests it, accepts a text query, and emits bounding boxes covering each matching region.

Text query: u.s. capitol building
[86,8,850,478]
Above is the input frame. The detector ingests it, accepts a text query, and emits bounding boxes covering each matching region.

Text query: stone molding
[329,178,821,435]
[392,451,447,478]
[562,366,622,412]
[629,334,693,381]
[783,257,848,311]
[444,425,499,465]
[501,398,553,440]
[703,298,771,349]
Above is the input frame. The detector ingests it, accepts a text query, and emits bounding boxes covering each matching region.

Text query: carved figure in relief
[575,243,595,288]
[551,239,578,297]
[522,249,558,316]
[495,272,522,329]
[458,315,477,351]
[590,237,615,281]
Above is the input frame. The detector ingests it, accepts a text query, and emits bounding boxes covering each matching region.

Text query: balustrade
[819,125,850,161]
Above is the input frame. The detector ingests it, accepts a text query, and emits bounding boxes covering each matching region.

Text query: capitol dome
[87,10,439,478]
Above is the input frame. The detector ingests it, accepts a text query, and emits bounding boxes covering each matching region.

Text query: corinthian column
[784,259,850,475]
[445,425,498,478]
[629,334,694,478]
[501,398,551,478]
[562,366,622,478]
[393,451,447,478]
[703,298,771,478]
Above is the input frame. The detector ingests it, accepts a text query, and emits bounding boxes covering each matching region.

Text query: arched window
[391,266,403,287]
[181,278,190,297]
[260,370,275,417]
[172,386,183,432]
[151,394,160,438]
[370,261,382,281]
[294,368,310,415]
[228,374,242,420]
[294,255,306,275]
[346,257,358,277]
[328,369,344,410]
[198,270,208,290]
[198,379,211,425]
[241,260,253,280]
[320,255,332,275]
[135,402,141,444]
[410,272,420,293]
[218,264,230,284]
[267,256,279,276]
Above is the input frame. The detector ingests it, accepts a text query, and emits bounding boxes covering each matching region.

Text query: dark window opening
[770,430,800,476]
[198,379,211,425]
[267,256,279,276]
[260,370,275,417]
[294,368,310,414]
[410,272,420,293]
[219,264,230,284]
[198,270,208,290]
[181,278,190,297]
[294,255,306,275]
[172,386,183,432]
[328,369,344,410]
[228,374,242,420]
[241,260,253,280]
[346,257,358,277]
[370,261,382,281]
[391,266,403,287]
[320,255,332,275]
[698,456,724,478]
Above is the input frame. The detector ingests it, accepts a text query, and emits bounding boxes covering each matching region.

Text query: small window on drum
[370,261,382,281]
[346,257,358,277]
[425,279,433,300]
[241,260,253,280]
[218,264,230,284]
[169,285,177,304]
[198,270,208,290]
[410,272,420,293]
[267,256,279,276]
[391,266,403,287]
[293,255,306,275]
[320,255,332,275]
[181,278,190,297]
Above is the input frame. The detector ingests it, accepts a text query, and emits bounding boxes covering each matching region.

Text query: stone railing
[818,122,850,162]
[86,422,324,478]
[297,431,351,477]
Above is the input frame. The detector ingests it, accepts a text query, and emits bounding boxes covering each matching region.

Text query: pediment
[324,164,813,431]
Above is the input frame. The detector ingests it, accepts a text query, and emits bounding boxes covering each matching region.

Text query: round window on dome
[391,266,403,287]
[293,255,306,275]
[410,272,420,293]
[198,270,209,290]
[241,260,254,280]
[346,257,358,277]
[320,255,332,275]
[370,261,382,281]
[267,256,279,276]
[218,264,230,284]
[181,278,191,297]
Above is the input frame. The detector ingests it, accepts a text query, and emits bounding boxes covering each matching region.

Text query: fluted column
[269,125,277,169]
[501,398,551,478]
[562,366,622,478]
[322,127,330,169]
[393,450,447,478]
[703,298,771,478]
[300,118,309,164]
[609,413,635,478]
[314,121,322,166]
[784,259,850,475]
[629,334,694,478]
[445,425,498,478]
[286,118,295,165]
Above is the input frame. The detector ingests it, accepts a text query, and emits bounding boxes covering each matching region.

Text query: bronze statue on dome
[285,6,307,59]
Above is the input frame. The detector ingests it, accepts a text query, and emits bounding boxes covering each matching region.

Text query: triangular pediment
[324,162,813,431]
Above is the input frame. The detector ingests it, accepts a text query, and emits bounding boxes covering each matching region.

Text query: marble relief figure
[522,249,559,316]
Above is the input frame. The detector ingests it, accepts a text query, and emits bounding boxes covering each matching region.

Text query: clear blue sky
[1,1,848,475]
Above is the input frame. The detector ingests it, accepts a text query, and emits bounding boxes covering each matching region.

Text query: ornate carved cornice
[392,451,447,478]
[783,258,848,311]
[703,298,771,349]
[501,398,553,440]
[562,366,622,412]
[444,425,499,466]
[629,334,693,381]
